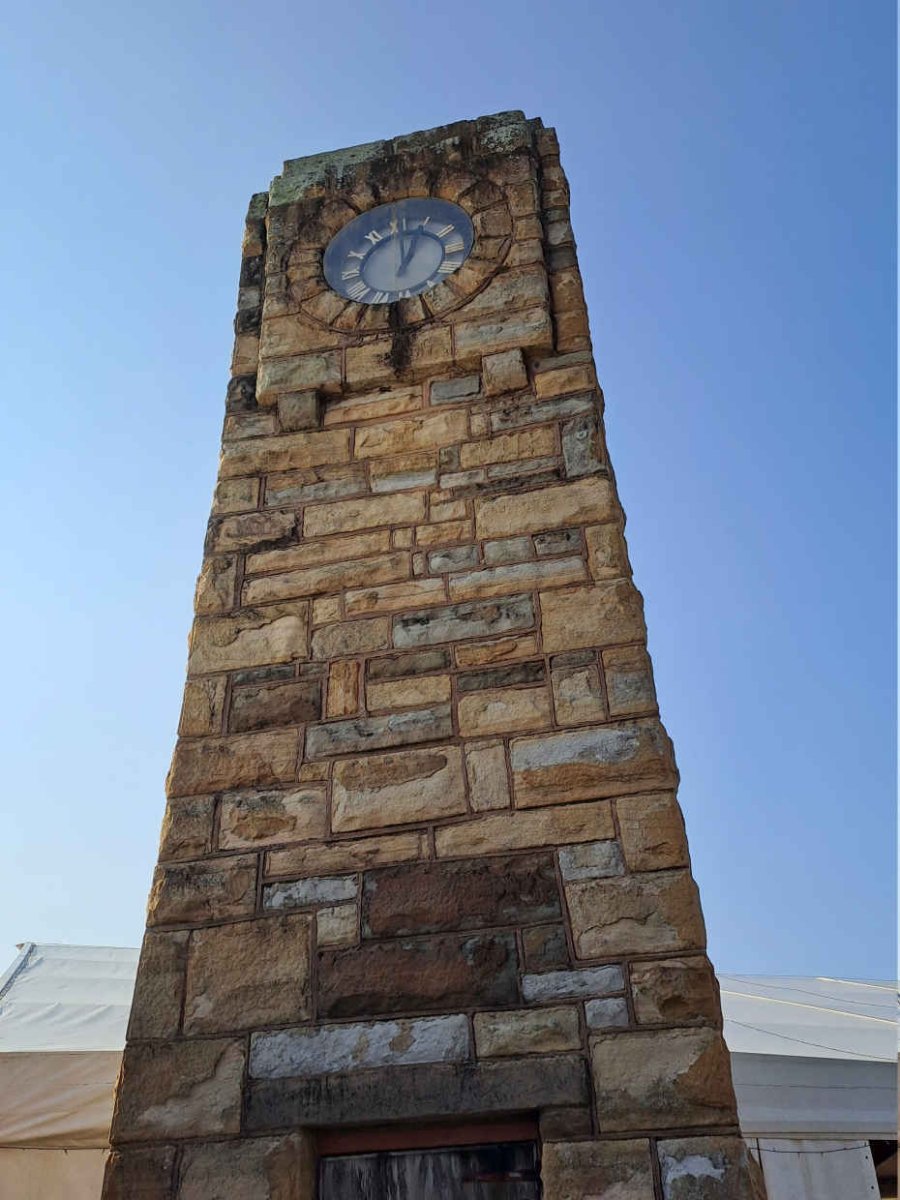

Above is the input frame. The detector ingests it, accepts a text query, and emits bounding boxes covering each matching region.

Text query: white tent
[0,945,896,1199]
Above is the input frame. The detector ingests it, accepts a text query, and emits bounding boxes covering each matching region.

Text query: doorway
[319,1140,540,1199]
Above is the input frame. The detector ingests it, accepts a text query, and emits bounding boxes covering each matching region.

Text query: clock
[323,198,475,305]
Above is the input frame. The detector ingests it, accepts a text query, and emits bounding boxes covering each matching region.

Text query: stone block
[331,745,466,832]
[448,555,587,602]
[167,730,299,796]
[345,325,452,386]
[459,427,554,468]
[366,648,451,679]
[324,386,422,427]
[112,1039,245,1142]
[317,930,519,1017]
[562,411,605,477]
[212,476,259,516]
[219,428,350,478]
[370,452,437,494]
[189,605,308,675]
[430,375,481,404]
[249,530,393,577]
[177,1133,315,1200]
[474,476,617,539]
[474,1006,580,1057]
[266,830,427,879]
[194,555,238,615]
[393,594,535,647]
[103,1147,176,1199]
[311,617,391,660]
[428,545,479,573]
[256,351,341,401]
[591,1028,737,1132]
[303,491,426,537]
[558,839,624,881]
[616,791,689,870]
[435,797,614,858]
[540,579,646,652]
[363,853,560,937]
[206,510,296,555]
[179,678,227,738]
[366,673,451,710]
[481,348,528,395]
[522,965,623,1004]
[567,869,705,958]
[583,522,629,579]
[217,786,326,849]
[229,677,321,733]
[510,719,677,807]
[604,644,658,716]
[464,741,511,811]
[533,361,597,399]
[458,685,552,736]
[324,659,359,717]
[585,996,630,1029]
[534,527,583,557]
[522,924,570,972]
[657,1136,765,1200]
[538,1106,593,1142]
[415,518,475,547]
[147,856,257,926]
[243,552,409,605]
[127,930,188,1041]
[354,410,469,459]
[490,392,595,433]
[246,1056,588,1131]
[630,956,721,1026]
[183,914,312,1034]
[250,1014,470,1078]
[456,633,538,666]
[541,1139,653,1200]
[454,306,553,361]
[277,390,321,431]
[551,663,607,725]
[264,464,367,507]
[483,536,533,564]
[344,577,446,615]
[317,904,357,946]
[264,875,358,910]
[158,795,215,861]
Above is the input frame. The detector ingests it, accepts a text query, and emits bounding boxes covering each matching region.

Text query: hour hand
[398,229,418,275]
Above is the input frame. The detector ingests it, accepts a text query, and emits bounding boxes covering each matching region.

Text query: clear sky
[0,1,894,978]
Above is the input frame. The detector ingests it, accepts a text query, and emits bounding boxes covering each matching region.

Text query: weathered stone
[490,392,594,433]
[322,659,358,718]
[318,931,519,1017]
[533,360,596,399]
[103,1146,176,1199]
[510,719,677,807]
[363,854,560,938]
[522,924,570,972]
[189,605,308,675]
[277,390,321,432]
[112,1039,245,1142]
[474,1006,580,1057]
[428,544,479,572]
[657,1136,765,1200]
[454,306,553,360]
[231,663,296,686]
[220,428,349,478]
[474,476,617,539]
[311,616,391,660]
[540,579,645,651]
[331,745,466,832]
[303,491,426,537]
[541,1139,653,1200]
[583,522,628,580]
[448,555,587,601]
[561,412,604,477]
[616,791,689,870]
[538,1106,593,1142]
[317,903,357,946]
[212,476,259,516]
[147,856,257,926]
[558,839,624,881]
[256,351,341,401]
[430,375,481,404]
[229,677,321,733]
[264,464,367,507]
[127,931,188,1041]
[522,964,623,1004]
[265,871,356,906]
[251,1014,470,1079]
[249,530,393,577]
[604,643,658,715]
[243,551,409,604]
[167,730,299,796]
[183,915,312,1034]
[366,673,451,709]
[206,510,296,555]
[355,410,469,459]
[246,1056,588,1131]
[369,451,437,493]
[464,741,511,811]
[534,527,583,557]
[194,555,238,615]
[585,996,630,1029]
[481,348,528,396]
[435,797,614,858]
[483,536,533,564]
[179,677,227,737]
[592,1028,736,1132]
[458,685,552,736]
[631,957,721,1026]
[366,648,451,679]
[459,427,554,469]
[393,594,535,647]
[266,830,427,879]
[311,596,341,625]
[567,869,705,958]
[345,325,452,386]
[158,795,215,860]
[551,663,607,725]
[456,633,538,665]
[345,577,446,615]
[324,385,422,426]
[414,517,474,546]
[218,786,327,849]
[177,1134,315,1200]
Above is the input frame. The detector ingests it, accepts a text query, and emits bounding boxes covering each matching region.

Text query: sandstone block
[566,869,706,958]
[324,659,359,718]
[366,673,451,710]
[585,997,630,1029]
[229,677,322,733]
[212,476,259,516]
[219,428,350,478]
[167,730,299,797]
[183,914,312,1034]
[414,518,474,547]
[324,385,422,426]
[250,1014,470,1079]
[456,633,538,666]
[112,1038,245,1142]
[534,527,583,557]
[264,875,357,910]
[148,856,257,926]
[194,555,238,615]
[540,579,645,651]
[430,375,481,404]
[541,1139,653,1200]
[311,596,341,625]
[459,427,554,468]
[394,595,535,647]
[435,797,614,858]
[179,678,227,738]
[345,326,452,386]
[332,745,466,832]
[474,476,617,539]
[367,648,451,679]
[428,545,479,573]
[127,930,188,1041]
[256,351,341,401]
[307,706,453,760]
[266,830,427,879]
[345,577,446,615]
[449,556,587,602]
[188,605,308,675]
[522,924,570,972]
[311,617,391,660]
[277,390,322,432]
[591,1028,737,1132]
[490,392,594,434]
[303,491,426,537]
[354,410,469,459]
[243,552,409,605]
[585,522,630,579]
[103,1147,175,1199]
[363,853,560,937]
[562,411,605,477]
[177,1133,315,1200]
[454,306,553,361]
[370,452,437,494]
[464,741,511,811]
[534,362,596,399]
[474,1006,580,1057]
[558,839,624,881]
[458,685,552,736]
[206,510,296,555]
[604,644,658,716]
[616,791,689,870]
[483,536,533,564]
[264,463,367,507]
[158,796,215,861]
[317,904,357,946]
[318,931,519,1018]
[247,530,392,577]
[481,348,528,396]
[551,663,607,725]
[630,957,721,1026]
[657,1136,765,1200]
[522,964,623,1004]
[510,719,677,807]
[219,786,328,849]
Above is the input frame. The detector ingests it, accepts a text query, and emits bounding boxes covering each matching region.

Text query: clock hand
[398,227,419,275]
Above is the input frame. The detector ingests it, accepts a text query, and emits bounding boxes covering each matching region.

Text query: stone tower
[104,112,763,1199]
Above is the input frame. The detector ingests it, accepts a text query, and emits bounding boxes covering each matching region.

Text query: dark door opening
[319,1140,540,1199]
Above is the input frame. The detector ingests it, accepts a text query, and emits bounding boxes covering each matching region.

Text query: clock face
[323,198,475,305]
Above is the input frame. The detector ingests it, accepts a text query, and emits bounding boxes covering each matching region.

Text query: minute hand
[398,229,419,275]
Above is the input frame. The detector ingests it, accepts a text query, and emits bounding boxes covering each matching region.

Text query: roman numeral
[444,237,465,253]
[438,259,460,273]
[347,249,366,260]
[371,291,390,303]
[364,229,384,246]
[341,267,360,279]
[436,223,455,238]
[346,280,369,301]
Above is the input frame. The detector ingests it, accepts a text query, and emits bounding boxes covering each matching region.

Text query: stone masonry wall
[104,113,763,1200]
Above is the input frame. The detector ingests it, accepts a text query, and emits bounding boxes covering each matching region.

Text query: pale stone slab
[303,491,426,538]
[566,870,705,959]
[474,1007,580,1057]
[189,605,308,674]
[435,798,613,859]
[464,741,511,811]
[585,997,630,1029]
[366,674,451,710]
[657,1136,764,1200]
[448,556,587,601]
[540,579,646,652]
[558,839,624,881]
[474,476,617,539]
[167,731,299,797]
[247,531,392,576]
[250,1014,470,1078]
[219,428,349,478]
[263,875,358,909]
[630,957,721,1027]
[332,745,466,832]
[616,792,689,871]
[541,1139,654,1200]
[551,664,607,725]
[522,965,623,1004]
[393,595,535,647]
[459,427,554,468]
[354,410,469,459]
[603,643,658,715]
[311,617,391,660]
[267,831,427,878]
[458,685,552,737]
[305,705,453,761]
[243,552,409,605]
[317,904,357,946]
[218,787,327,849]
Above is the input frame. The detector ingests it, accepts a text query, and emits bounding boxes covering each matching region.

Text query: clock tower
[103,113,763,1199]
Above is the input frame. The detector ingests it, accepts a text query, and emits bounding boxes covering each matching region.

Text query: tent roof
[1,944,895,1063]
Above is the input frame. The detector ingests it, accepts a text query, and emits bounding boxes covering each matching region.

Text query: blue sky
[0,1,894,977]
